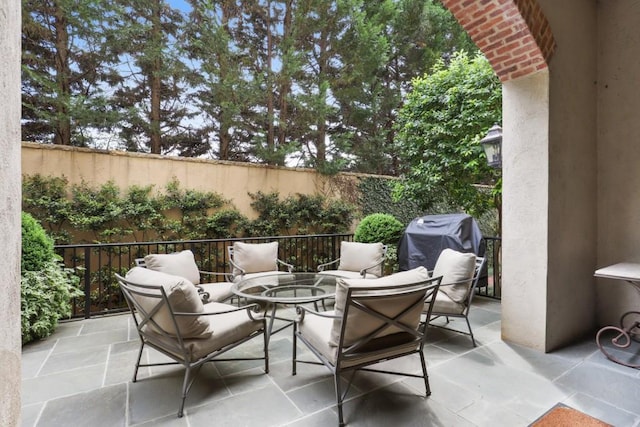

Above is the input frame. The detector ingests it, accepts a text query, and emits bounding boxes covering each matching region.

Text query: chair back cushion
[232,242,279,275]
[125,267,212,339]
[338,242,385,276]
[144,250,201,285]
[330,267,430,347]
[432,248,476,303]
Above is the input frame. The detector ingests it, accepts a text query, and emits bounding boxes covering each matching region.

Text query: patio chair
[423,248,486,347]
[137,250,234,303]
[227,241,294,283]
[116,267,268,418]
[292,267,441,426]
[317,241,387,279]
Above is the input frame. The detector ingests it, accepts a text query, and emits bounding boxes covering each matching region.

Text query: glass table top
[232,272,342,304]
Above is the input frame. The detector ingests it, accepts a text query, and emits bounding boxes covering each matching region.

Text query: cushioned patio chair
[423,248,486,347]
[317,241,387,279]
[292,267,441,426]
[227,241,294,283]
[116,267,268,417]
[136,250,234,303]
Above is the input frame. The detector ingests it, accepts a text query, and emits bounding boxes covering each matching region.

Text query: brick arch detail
[441,0,555,82]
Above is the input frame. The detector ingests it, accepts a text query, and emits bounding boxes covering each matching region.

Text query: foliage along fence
[56,233,501,319]
[56,233,354,318]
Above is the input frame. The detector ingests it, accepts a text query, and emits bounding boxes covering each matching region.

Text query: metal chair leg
[178,366,192,418]
[465,316,476,347]
[335,373,344,426]
[132,342,145,382]
[419,349,431,396]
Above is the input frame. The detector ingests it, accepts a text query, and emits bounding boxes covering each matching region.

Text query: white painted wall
[0,0,22,425]
[596,0,640,325]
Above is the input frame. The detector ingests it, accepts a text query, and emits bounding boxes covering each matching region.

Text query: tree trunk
[149,1,162,154]
[54,6,71,145]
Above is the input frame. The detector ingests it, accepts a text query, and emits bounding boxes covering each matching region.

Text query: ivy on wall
[357,176,423,225]
[22,174,356,244]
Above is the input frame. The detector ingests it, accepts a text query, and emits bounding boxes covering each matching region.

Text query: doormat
[529,403,612,427]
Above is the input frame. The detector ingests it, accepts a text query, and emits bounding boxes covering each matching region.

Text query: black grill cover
[398,213,485,271]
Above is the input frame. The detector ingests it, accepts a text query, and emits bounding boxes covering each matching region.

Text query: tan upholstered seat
[293,267,441,426]
[423,248,486,346]
[116,267,268,417]
[227,241,294,283]
[317,241,387,279]
[138,250,234,303]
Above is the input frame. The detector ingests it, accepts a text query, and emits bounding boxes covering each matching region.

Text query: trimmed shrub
[355,213,405,274]
[21,212,55,272]
[354,213,404,245]
[21,212,81,344]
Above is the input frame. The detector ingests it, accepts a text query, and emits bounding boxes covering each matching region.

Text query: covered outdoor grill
[398,213,485,271]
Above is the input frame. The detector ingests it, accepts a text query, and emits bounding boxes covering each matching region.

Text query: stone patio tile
[342,381,475,427]
[128,364,230,425]
[22,364,105,406]
[36,383,126,427]
[39,346,109,376]
[407,370,482,413]
[456,398,529,427]
[432,350,573,422]
[473,340,579,381]
[554,361,640,415]
[52,329,129,354]
[563,392,640,427]
[186,383,301,427]
[21,349,50,380]
[79,314,129,335]
[20,402,43,427]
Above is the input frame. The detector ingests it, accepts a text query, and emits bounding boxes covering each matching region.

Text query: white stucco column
[501,71,550,352]
[0,0,22,425]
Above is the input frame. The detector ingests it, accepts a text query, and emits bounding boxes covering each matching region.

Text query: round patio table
[232,272,342,346]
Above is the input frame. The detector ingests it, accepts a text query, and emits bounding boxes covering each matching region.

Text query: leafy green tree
[22,0,121,145]
[110,0,196,155]
[394,51,501,217]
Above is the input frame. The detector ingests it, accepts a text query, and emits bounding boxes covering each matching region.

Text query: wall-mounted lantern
[480,124,502,168]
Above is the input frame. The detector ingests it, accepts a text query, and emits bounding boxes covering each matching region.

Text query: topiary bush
[354,213,406,274]
[354,213,405,244]
[21,212,82,344]
[21,212,56,272]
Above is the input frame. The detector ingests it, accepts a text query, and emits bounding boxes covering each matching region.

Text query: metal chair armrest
[277,258,294,273]
[317,258,340,272]
[295,305,340,322]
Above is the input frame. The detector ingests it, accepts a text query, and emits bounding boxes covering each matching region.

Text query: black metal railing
[55,234,501,319]
[476,236,502,299]
[55,234,354,319]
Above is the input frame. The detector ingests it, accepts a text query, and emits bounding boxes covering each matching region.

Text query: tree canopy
[394,51,502,217]
[21,0,476,174]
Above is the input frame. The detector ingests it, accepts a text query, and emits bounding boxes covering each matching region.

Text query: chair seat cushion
[144,250,201,285]
[432,249,476,303]
[429,290,466,315]
[233,242,279,276]
[125,267,212,339]
[199,282,234,303]
[298,311,420,368]
[145,302,263,362]
[330,267,430,347]
[338,242,384,277]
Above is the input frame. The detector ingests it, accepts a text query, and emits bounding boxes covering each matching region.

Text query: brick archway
[441,0,555,82]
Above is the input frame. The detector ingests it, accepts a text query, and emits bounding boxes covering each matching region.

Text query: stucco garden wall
[22,143,361,220]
